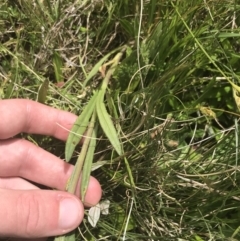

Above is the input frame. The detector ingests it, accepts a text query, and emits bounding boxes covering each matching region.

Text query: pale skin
[0,99,102,240]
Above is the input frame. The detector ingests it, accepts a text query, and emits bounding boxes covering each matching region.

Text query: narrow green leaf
[147,0,157,26]
[81,124,98,202]
[37,78,49,104]
[53,51,63,83]
[91,160,107,171]
[66,111,97,194]
[65,91,98,162]
[96,100,122,156]
[82,48,119,87]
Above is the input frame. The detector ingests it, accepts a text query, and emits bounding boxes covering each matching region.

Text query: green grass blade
[147,0,157,26]
[82,48,119,88]
[81,124,98,202]
[65,91,98,162]
[37,78,49,104]
[53,51,63,83]
[96,100,123,156]
[66,111,97,194]
[91,160,107,171]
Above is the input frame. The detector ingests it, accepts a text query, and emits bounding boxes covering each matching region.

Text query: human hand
[0,99,102,240]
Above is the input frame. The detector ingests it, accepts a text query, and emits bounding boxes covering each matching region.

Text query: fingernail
[59,197,81,231]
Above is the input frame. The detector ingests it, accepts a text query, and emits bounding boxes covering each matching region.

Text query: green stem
[100,49,126,97]
[66,110,97,194]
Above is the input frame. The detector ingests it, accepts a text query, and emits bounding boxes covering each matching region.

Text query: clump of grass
[1,1,240,240]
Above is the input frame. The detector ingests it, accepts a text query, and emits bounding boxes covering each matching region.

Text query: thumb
[0,189,84,238]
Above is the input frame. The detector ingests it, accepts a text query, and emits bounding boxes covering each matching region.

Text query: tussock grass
[1,0,240,240]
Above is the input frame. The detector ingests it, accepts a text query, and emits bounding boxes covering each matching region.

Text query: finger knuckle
[17,192,41,236]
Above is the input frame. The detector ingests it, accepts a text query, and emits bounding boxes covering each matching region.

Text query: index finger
[0,99,77,140]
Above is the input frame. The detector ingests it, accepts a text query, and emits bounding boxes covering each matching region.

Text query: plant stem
[66,110,97,194]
